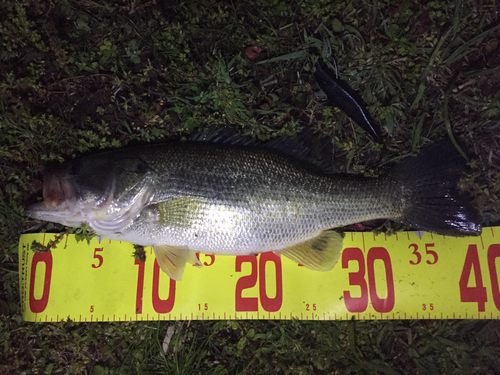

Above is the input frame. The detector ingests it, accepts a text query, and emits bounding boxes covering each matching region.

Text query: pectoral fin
[279,230,344,271]
[153,245,190,281]
[149,197,209,228]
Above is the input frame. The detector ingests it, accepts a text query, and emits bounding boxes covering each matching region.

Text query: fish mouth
[26,172,83,226]
[41,171,75,208]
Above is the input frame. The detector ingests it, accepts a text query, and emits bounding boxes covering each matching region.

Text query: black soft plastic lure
[314,62,384,143]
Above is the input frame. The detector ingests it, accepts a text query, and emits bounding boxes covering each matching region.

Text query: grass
[1,0,500,373]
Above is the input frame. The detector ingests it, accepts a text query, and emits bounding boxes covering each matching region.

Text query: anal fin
[153,245,190,281]
[279,230,344,271]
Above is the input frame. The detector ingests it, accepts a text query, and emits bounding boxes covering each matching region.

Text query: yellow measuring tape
[19,228,500,322]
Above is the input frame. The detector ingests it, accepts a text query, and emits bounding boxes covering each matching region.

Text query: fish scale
[111,143,400,253]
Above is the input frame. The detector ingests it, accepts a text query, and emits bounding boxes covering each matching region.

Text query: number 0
[258,253,283,312]
[367,247,395,313]
[29,252,53,313]
[487,244,500,311]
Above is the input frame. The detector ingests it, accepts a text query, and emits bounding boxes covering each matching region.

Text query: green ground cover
[1,0,500,373]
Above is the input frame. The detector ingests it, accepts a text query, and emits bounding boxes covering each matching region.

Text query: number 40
[459,244,500,312]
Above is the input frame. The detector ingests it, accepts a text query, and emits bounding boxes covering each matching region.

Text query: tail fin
[392,141,482,236]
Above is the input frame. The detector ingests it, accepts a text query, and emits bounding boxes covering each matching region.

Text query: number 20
[235,253,283,312]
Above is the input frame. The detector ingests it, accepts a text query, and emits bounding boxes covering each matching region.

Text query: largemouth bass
[26,140,481,280]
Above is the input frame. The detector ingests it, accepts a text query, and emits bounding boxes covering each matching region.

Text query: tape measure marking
[19,228,500,322]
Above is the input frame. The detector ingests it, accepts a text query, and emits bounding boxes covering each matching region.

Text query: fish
[314,62,384,143]
[26,139,481,280]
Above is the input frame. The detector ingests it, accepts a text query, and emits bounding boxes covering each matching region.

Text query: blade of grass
[462,63,500,78]
[452,0,464,34]
[410,28,452,110]
[444,24,500,65]
[256,50,308,64]
[443,75,468,160]
[412,112,426,153]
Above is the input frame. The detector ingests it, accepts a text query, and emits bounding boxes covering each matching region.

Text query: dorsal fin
[264,131,336,174]
[189,128,337,174]
[188,128,255,146]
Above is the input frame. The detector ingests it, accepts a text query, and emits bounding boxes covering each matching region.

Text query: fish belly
[116,198,329,255]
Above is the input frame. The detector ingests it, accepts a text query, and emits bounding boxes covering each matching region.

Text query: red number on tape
[235,254,283,312]
[134,257,176,314]
[367,247,395,313]
[409,244,422,265]
[235,256,258,311]
[134,259,145,314]
[342,247,395,313]
[258,252,283,312]
[198,303,208,311]
[29,252,53,313]
[152,260,176,313]
[195,253,215,266]
[202,254,215,266]
[409,243,437,265]
[305,304,317,311]
[92,248,104,268]
[425,243,438,265]
[487,244,500,311]
[459,244,487,312]
[342,247,369,313]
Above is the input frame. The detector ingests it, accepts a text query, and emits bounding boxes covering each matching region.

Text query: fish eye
[71,160,81,175]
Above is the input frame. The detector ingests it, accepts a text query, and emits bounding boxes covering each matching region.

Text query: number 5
[425,243,438,264]
[92,248,104,268]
